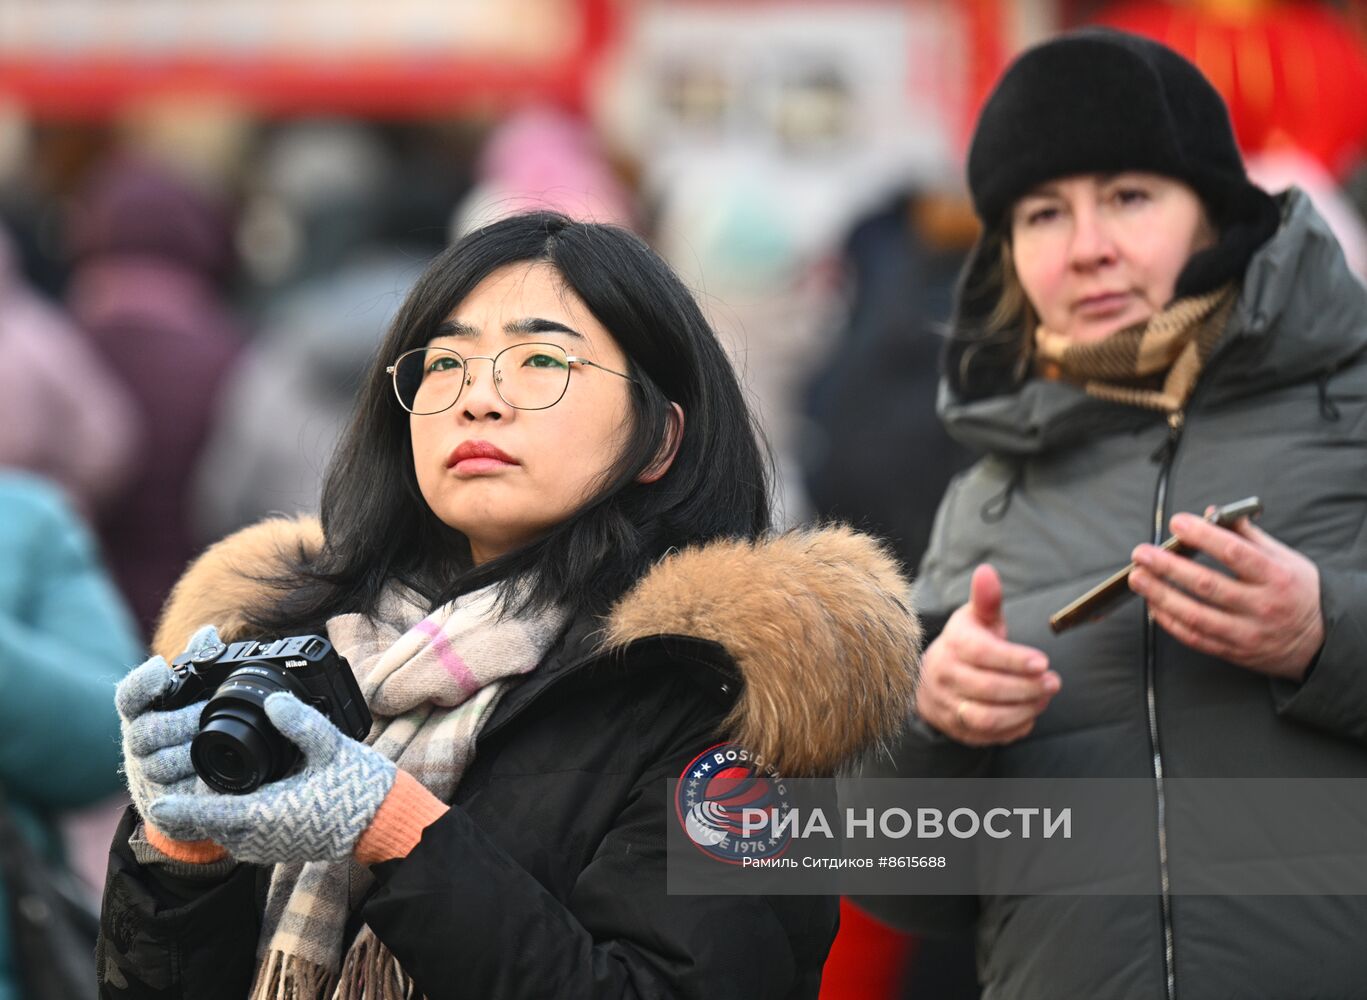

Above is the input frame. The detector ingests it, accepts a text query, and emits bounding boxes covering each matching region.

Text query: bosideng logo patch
[675,742,792,863]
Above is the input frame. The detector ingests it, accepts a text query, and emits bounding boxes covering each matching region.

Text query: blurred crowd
[5,105,1365,638]
[0,104,988,641]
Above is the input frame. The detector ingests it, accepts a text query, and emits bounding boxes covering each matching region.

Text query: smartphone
[1047,496,1263,635]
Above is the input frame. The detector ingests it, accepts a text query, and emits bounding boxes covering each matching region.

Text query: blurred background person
[0,470,142,999]
[598,1,961,525]
[191,122,433,542]
[190,253,413,543]
[855,29,1367,999]
[449,105,635,237]
[799,187,979,576]
[64,153,247,637]
[0,222,140,520]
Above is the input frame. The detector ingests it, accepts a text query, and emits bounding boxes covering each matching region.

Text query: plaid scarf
[1033,284,1237,414]
[248,582,568,1000]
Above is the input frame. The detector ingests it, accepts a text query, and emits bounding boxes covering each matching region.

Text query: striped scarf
[248,582,568,1000]
[1033,284,1237,414]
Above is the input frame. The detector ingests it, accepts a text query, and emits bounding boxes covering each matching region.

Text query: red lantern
[1096,0,1367,177]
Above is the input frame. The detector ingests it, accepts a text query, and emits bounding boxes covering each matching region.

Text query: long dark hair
[250,212,771,632]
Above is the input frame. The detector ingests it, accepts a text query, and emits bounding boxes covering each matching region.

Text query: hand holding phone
[1048,497,1263,634]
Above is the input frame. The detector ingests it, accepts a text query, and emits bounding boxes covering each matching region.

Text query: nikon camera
[160,634,372,794]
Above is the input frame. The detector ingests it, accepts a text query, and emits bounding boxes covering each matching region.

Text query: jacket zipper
[1148,408,1183,1000]
[1144,316,1253,999]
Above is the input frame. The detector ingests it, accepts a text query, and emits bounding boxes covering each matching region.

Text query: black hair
[249,212,771,632]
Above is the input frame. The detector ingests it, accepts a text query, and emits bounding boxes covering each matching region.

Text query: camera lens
[192,720,272,793]
[190,663,307,794]
[209,744,244,777]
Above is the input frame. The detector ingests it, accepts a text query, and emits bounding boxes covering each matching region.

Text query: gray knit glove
[147,693,397,864]
[116,625,223,838]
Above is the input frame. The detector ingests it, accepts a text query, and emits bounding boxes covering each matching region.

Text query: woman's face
[1009,172,1215,344]
[408,261,635,564]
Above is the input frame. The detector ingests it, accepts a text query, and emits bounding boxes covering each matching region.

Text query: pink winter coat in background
[0,225,140,519]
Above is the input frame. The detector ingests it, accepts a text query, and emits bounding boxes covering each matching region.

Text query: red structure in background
[0,0,618,119]
[959,0,1012,150]
[1096,0,1367,177]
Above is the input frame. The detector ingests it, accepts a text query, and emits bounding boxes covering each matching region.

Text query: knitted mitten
[148,693,398,864]
[117,626,228,862]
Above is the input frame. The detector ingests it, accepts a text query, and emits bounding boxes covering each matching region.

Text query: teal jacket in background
[0,472,144,999]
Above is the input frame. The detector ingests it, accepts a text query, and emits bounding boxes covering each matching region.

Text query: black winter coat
[99,519,920,999]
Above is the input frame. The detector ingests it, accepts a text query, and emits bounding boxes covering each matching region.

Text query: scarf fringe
[334,926,420,1000]
[250,949,339,1000]
[247,934,423,1000]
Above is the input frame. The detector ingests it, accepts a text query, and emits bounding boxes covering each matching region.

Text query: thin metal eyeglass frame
[385,342,637,414]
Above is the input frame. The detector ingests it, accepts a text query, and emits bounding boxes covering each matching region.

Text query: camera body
[163,635,371,794]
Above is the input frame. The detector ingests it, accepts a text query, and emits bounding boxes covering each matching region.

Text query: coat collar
[153,518,920,777]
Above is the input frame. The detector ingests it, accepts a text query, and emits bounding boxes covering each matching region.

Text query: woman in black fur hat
[854,28,1367,1000]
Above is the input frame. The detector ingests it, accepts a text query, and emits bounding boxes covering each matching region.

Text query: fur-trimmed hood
[153,518,920,776]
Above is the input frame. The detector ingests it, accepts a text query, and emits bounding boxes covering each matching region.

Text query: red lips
[446,440,519,468]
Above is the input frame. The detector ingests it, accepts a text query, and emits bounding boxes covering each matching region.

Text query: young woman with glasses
[99,212,921,1000]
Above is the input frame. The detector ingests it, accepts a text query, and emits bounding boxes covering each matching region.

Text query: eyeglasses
[386,342,636,414]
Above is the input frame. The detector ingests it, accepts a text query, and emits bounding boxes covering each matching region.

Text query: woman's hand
[117,625,225,844]
[917,564,1061,746]
[1129,511,1324,681]
[147,694,397,865]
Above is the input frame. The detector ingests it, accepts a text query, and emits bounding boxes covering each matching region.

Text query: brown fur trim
[151,516,323,662]
[604,526,921,776]
[155,519,920,776]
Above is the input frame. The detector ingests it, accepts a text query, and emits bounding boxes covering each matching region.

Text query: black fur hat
[968,28,1266,230]
[944,28,1281,401]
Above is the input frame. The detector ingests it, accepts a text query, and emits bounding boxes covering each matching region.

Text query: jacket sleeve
[363,717,836,998]
[98,807,262,1000]
[0,477,144,806]
[1270,564,1367,743]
